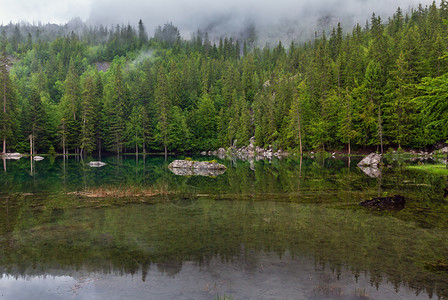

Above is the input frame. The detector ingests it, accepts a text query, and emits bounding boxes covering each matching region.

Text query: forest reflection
[0,155,447,298]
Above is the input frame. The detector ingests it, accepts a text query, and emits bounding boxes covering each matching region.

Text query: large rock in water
[3,153,22,160]
[168,160,227,176]
[89,161,107,167]
[357,153,382,167]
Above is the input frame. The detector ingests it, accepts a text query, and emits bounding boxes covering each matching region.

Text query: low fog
[0,0,437,43]
[88,0,435,42]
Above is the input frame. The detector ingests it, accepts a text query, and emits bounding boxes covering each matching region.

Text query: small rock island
[168,160,227,176]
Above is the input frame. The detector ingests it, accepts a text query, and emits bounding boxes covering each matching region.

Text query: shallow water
[0,155,447,299]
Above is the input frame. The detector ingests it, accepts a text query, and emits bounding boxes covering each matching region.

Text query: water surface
[0,155,447,299]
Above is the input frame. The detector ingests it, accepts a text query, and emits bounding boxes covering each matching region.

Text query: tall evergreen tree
[79,72,97,156]
[103,62,127,154]
[154,67,171,157]
[59,57,81,153]
[0,50,16,154]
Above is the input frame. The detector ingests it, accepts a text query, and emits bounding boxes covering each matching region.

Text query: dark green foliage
[0,50,17,153]
[2,1,448,154]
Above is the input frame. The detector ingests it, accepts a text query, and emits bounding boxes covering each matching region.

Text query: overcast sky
[0,0,436,40]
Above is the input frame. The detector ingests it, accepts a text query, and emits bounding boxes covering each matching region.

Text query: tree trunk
[29,134,33,156]
[348,140,351,156]
[378,104,383,157]
[297,110,303,156]
[164,144,167,160]
[136,133,138,155]
[3,70,6,155]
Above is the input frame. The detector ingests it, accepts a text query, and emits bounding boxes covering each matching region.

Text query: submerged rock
[358,166,381,178]
[169,168,226,177]
[360,194,405,209]
[89,161,107,167]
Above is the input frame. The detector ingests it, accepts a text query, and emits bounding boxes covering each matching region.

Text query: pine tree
[0,50,16,154]
[59,57,81,153]
[125,105,144,154]
[25,88,48,155]
[79,73,97,156]
[364,60,384,153]
[285,80,307,154]
[103,62,127,154]
[338,89,357,155]
[192,92,217,150]
[385,51,417,148]
[154,67,171,157]
[138,19,148,46]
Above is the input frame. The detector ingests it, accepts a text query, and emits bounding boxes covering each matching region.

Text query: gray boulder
[217,148,227,155]
[168,160,226,176]
[89,161,107,167]
[357,153,381,168]
[168,160,226,170]
[3,153,22,160]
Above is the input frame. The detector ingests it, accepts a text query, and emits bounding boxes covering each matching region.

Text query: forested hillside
[0,1,447,156]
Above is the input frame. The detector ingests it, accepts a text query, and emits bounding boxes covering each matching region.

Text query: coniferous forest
[0,2,448,156]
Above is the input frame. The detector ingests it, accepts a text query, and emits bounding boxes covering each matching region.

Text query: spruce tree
[0,50,15,154]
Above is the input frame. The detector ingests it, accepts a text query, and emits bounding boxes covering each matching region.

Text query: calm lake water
[0,155,447,300]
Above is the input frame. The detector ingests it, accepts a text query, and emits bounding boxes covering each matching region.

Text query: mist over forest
[1,0,436,44]
[89,0,435,42]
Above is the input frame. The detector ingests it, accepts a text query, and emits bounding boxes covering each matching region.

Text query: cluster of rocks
[409,146,448,156]
[202,137,287,161]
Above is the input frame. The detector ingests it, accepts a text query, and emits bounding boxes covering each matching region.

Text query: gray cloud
[0,0,91,24]
[87,0,435,42]
[0,0,436,42]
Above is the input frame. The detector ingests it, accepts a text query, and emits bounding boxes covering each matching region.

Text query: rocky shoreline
[201,138,448,162]
[202,137,288,160]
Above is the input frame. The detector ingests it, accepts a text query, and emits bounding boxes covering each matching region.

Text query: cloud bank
[0,0,436,42]
[88,0,435,42]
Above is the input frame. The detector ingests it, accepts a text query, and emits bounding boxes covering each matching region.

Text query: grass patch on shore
[69,185,169,198]
[406,164,448,175]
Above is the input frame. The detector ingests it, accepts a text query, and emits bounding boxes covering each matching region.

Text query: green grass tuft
[406,164,448,175]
